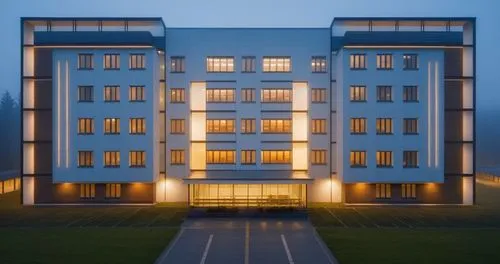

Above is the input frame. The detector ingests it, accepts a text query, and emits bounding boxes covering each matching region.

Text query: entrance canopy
[184,170,313,184]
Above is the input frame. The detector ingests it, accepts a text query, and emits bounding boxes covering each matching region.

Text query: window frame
[206,88,236,103]
[77,151,94,168]
[403,85,419,102]
[261,89,292,103]
[103,53,120,70]
[170,149,185,165]
[403,118,419,135]
[403,151,419,168]
[206,56,235,73]
[311,88,327,103]
[129,118,146,135]
[376,85,393,102]
[129,150,146,168]
[241,150,256,165]
[241,118,256,134]
[261,150,292,164]
[77,118,94,135]
[376,118,393,135]
[241,88,256,103]
[311,119,327,134]
[261,119,292,134]
[206,119,236,134]
[350,150,367,168]
[78,85,94,102]
[80,184,95,199]
[78,53,94,70]
[349,54,367,70]
[403,54,419,70]
[376,54,394,70]
[376,184,392,199]
[350,118,367,135]
[105,184,121,199]
[376,151,393,168]
[104,118,120,135]
[170,88,185,103]
[104,85,120,103]
[129,53,146,70]
[262,56,292,73]
[170,119,185,134]
[103,151,120,168]
[242,56,256,73]
[402,184,417,199]
[129,85,146,102]
[311,149,327,165]
[206,150,236,164]
[311,56,327,73]
[350,85,367,102]
[170,56,185,73]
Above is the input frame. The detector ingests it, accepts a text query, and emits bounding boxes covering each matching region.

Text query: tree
[0,91,20,171]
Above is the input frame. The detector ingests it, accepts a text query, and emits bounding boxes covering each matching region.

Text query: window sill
[80,197,95,200]
[170,132,186,135]
[170,71,185,74]
[241,163,257,165]
[77,133,94,136]
[377,100,394,103]
[104,133,120,135]
[376,133,394,135]
[105,197,121,200]
[170,163,185,166]
[350,100,367,103]
[206,71,236,73]
[403,68,419,71]
[130,133,146,135]
[350,132,367,135]
[311,163,327,166]
[376,68,394,71]
[77,68,94,71]
[349,68,367,71]
[262,71,292,73]
[77,101,94,103]
[350,165,367,168]
[104,68,120,71]
[206,102,236,104]
[129,165,146,168]
[241,71,256,73]
[77,166,94,168]
[241,132,257,135]
[104,166,120,168]
[403,166,419,169]
[403,133,419,136]
[129,100,146,103]
[241,101,256,104]
[129,68,146,71]
[312,102,327,104]
[261,102,292,104]
[312,71,327,74]
[170,102,186,104]
[377,166,394,168]
[403,101,419,103]
[104,101,120,103]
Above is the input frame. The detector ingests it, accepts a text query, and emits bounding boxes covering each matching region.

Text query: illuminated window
[170,119,185,134]
[403,118,418,135]
[129,86,145,102]
[403,151,419,168]
[350,151,366,167]
[129,118,146,135]
[241,88,256,103]
[311,150,327,165]
[350,86,367,102]
[171,150,185,165]
[78,151,94,168]
[78,86,94,102]
[104,54,120,70]
[241,150,256,164]
[170,88,185,103]
[206,150,236,164]
[241,119,256,134]
[129,151,146,167]
[311,88,327,103]
[376,184,391,199]
[206,89,235,103]
[377,54,393,70]
[403,54,418,70]
[78,118,94,135]
[376,151,393,168]
[402,184,417,199]
[261,89,292,103]
[104,118,120,135]
[106,184,121,199]
[350,54,366,69]
[376,118,393,135]
[104,85,120,102]
[129,54,145,69]
[311,56,327,73]
[377,86,392,102]
[242,56,256,73]
[311,119,326,134]
[261,119,292,133]
[78,54,93,70]
[350,118,367,134]
[170,56,185,73]
[403,86,418,102]
[206,56,235,72]
[206,119,235,133]
[80,184,95,199]
[104,151,120,168]
[261,150,291,164]
[262,56,291,72]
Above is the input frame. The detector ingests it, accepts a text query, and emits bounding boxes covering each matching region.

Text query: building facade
[21,17,476,206]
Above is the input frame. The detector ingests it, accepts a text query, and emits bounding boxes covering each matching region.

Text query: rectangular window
[104,118,120,135]
[78,54,93,70]
[242,56,256,73]
[104,151,120,168]
[311,56,327,73]
[402,184,417,199]
[78,86,94,102]
[376,151,393,168]
[261,150,291,164]
[377,54,393,70]
[403,118,419,135]
[403,151,419,168]
[104,85,120,102]
[206,150,236,164]
[376,184,391,199]
[241,150,256,164]
[78,151,94,168]
[206,89,235,103]
[377,86,393,102]
[350,54,366,69]
[311,150,327,165]
[170,56,185,73]
[105,184,121,199]
[78,118,94,135]
[129,151,146,167]
[350,86,367,102]
[403,86,419,102]
[376,118,393,135]
[261,119,292,133]
[80,184,95,199]
[104,54,120,70]
[129,86,145,102]
[403,54,419,70]
[129,118,146,135]
[170,88,185,103]
[311,119,327,134]
[262,56,291,72]
[241,88,256,103]
[350,151,366,167]
[170,119,185,134]
[129,54,146,69]
[206,56,235,72]
[311,88,327,103]
[241,119,256,134]
[206,119,235,133]
[171,150,185,165]
[350,118,367,134]
[261,89,292,103]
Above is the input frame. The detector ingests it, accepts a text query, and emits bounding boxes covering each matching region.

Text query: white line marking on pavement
[281,234,295,264]
[155,228,185,264]
[245,221,250,264]
[324,207,348,228]
[313,228,337,264]
[200,234,214,264]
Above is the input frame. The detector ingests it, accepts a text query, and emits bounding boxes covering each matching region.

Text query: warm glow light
[292,143,307,170]
[191,143,206,170]
[462,177,473,205]
[22,176,35,205]
[190,82,206,111]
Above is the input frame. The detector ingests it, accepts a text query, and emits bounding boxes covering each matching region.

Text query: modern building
[21,17,476,206]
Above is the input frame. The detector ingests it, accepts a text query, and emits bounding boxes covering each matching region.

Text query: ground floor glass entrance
[189,184,307,208]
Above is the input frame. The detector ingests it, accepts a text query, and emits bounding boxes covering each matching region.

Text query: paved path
[156,218,337,264]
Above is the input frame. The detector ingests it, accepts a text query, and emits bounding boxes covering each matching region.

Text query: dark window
[129,118,146,134]
[350,118,367,134]
[78,86,94,102]
[104,54,120,70]
[311,56,327,72]
[377,54,393,70]
[376,118,393,135]
[242,56,256,73]
[376,151,393,167]
[104,86,120,102]
[311,150,327,165]
[403,86,418,102]
[241,88,256,103]
[78,54,93,70]
[403,118,419,135]
[129,151,146,167]
[403,151,419,168]
[377,86,393,102]
[241,150,256,164]
[311,88,327,103]
[170,88,185,103]
[78,118,94,135]
[104,118,120,135]
[129,54,146,69]
[350,151,366,167]
[350,86,367,102]
[350,54,366,69]
[171,150,185,165]
[129,86,145,102]
[78,151,93,168]
[376,184,391,199]
[170,56,185,73]
[403,54,419,70]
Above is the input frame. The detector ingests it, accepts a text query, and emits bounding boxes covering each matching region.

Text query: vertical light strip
[434,61,439,167]
[65,60,69,168]
[427,62,431,167]
[57,61,61,168]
